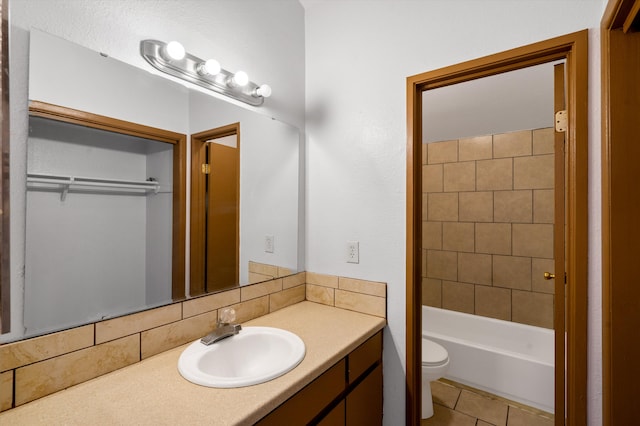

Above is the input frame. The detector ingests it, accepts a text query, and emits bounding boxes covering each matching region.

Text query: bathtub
[422,306,555,413]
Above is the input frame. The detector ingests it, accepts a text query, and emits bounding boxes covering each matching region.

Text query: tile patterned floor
[421,380,554,426]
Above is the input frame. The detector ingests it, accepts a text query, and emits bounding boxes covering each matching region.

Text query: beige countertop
[0,301,386,425]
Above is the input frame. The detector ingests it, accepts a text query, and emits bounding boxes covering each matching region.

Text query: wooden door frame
[28,101,187,300]
[601,1,640,424]
[0,0,9,333]
[406,30,589,425]
[189,122,240,296]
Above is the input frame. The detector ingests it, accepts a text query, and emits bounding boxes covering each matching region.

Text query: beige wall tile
[422,193,428,220]
[141,310,217,360]
[493,255,532,290]
[0,325,94,372]
[283,272,306,289]
[15,335,139,406]
[426,250,458,281]
[0,370,12,411]
[422,278,442,307]
[182,288,240,318]
[423,221,442,250]
[232,296,270,323]
[459,135,492,161]
[241,279,283,301]
[270,285,305,312]
[443,222,475,253]
[427,193,458,221]
[534,189,554,223]
[422,249,427,278]
[306,284,335,306]
[458,252,492,285]
[493,130,532,158]
[423,164,443,193]
[532,258,556,294]
[513,154,554,189]
[475,286,511,321]
[422,142,428,164]
[248,261,279,277]
[306,271,339,288]
[442,281,474,314]
[249,272,273,284]
[459,191,493,222]
[475,223,511,255]
[335,290,386,318]
[494,190,532,223]
[277,267,293,277]
[512,291,554,329]
[512,224,554,258]
[96,304,182,344]
[428,140,458,164]
[476,158,513,191]
[444,161,476,192]
[533,128,555,155]
[338,277,386,297]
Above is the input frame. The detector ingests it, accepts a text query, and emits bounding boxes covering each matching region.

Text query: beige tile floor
[421,380,554,426]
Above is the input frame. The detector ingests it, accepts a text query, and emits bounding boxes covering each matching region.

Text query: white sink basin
[177,326,306,388]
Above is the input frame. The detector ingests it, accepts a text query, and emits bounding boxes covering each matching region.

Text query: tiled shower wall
[422,128,556,329]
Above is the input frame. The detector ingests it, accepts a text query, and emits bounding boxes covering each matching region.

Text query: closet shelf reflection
[27,173,161,201]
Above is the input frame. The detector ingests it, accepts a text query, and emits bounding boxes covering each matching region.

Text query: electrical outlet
[347,241,359,264]
[265,235,274,253]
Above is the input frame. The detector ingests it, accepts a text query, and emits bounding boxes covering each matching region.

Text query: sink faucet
[201,307,242,346]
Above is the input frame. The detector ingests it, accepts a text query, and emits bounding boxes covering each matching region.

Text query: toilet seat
[422,338,448,366]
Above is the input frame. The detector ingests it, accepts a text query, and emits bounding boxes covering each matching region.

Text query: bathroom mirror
[7,29,299,340]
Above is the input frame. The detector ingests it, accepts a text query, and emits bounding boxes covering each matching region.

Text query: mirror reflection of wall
[26,117,174,335]
[3,29,300,341]
[189,90,300,286]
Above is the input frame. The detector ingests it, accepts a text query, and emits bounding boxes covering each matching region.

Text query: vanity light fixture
[228,70,249,87]
[140,39,271,106]
[197,59,221,76]
[163,41,186,61]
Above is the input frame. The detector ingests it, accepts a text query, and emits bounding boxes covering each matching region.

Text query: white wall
[302,0,603,424]
[423,61,556,142]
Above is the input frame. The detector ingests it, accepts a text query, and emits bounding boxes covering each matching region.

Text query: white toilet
[421,337,450,419]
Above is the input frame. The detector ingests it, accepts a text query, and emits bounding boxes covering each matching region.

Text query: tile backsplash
[0,272,386,412]
[422,128,555,329]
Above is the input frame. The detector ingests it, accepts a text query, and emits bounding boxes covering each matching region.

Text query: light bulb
[197,59,221,76]
[164,41,185,60]
[232,70,249,87]
[255,84,272,98]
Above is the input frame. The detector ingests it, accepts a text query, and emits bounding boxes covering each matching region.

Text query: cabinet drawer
[257,359,346,426]
[348,331,382,383]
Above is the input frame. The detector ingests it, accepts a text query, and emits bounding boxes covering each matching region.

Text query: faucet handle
[219,307,236,324]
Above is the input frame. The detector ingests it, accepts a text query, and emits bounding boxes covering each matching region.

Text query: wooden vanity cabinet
[256,330,383,425]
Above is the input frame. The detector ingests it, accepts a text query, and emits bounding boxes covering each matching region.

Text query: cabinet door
[257,359,346,426]
[346,363,383,426]
[317,400,346,426]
